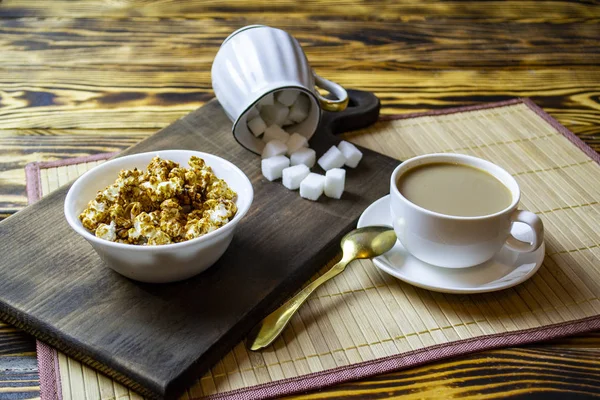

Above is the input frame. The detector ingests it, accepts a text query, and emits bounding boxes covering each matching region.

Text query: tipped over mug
[390,153,544,268]
[211,25,348,154]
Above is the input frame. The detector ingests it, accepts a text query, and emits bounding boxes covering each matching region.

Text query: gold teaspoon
[247,226,396,351]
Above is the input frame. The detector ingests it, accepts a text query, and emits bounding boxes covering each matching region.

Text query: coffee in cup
[396,162,513,217]
[390,153,544,268]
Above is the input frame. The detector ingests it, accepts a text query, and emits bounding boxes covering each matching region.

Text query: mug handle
[505,210,544,252]
[313,72,349,112]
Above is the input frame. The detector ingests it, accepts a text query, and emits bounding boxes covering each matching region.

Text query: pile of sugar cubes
[246,90,311,135]
[252,89,363,201]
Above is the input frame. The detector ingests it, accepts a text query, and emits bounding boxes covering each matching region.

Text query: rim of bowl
[390,153,520,221]
[64,150,254,251]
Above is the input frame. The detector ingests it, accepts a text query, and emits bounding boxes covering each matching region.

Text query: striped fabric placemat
[25,99,600,400]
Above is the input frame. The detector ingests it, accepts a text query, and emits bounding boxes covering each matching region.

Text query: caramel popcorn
[79,156,238,245]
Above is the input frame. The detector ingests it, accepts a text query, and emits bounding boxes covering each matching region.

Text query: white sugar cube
[247,115,267,137]
[263,124,290,143]
[289,94,310,123]
[261,155,290,181]
[300,173,325,201]
[259,92,274,107]
[290,147,316,168]
[324,168,346,199]
[261,140,288,159]
[246,106,259,120]
[282,164,310,190]
[260,103,289,126]
[282,118,294,126]
[286,133,309,155]
[337,140,363,168]
[317,145,346,171]
[276,89,300,107]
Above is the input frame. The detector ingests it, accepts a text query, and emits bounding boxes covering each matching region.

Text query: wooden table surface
[1,1,599,399]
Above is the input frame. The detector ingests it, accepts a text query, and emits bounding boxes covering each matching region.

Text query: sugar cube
[289,94,310,123]
[290,147,316,168]
[261,155,290,181]
[324,168,346,199]
[283,118,294,126]
[261,140,288,159]
[259,92,274,107]
[300,173,325,201]
[317,145,346,171]
[247,115,267,137]
[282,164,310,190]
[337,140,363,168]
[286,133,309,155]
[276,89,300,107]
[246,106,259,120]
[263,124,291,143]
[260,103,289,126]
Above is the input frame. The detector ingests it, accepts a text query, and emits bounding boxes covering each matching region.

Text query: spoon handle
[247,256,353,351]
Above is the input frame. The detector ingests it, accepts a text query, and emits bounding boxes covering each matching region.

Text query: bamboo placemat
[25,99,600,400]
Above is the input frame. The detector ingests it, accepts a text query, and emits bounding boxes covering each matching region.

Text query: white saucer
[357,195,545,294]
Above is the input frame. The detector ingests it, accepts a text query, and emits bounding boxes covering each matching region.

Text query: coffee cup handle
[505,210,544,253]
[313,72,349,112]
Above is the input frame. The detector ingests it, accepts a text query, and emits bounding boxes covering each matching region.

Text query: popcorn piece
[288,94,310,123]
[262,140,288,159]
[324,168,346,199]
[282,164,310,190]
[263,124,291,143]
[147,157,178,181]
[247,115,267,137]
[80,199,109,230]
[206,178,236,200]
[148,229,172,246]
[261,103,289,126]
[261,155,290,181]
[276,89,300,107]
[159,199,185,239]
[109,203,132,229]
[95,221,117,242]
[290,147,316,168]
[128,212,159,244]
[259,92,274,107]
[337,140,363,168]
[203,199,236,226]
[300,173,325,201]
[317,145,346,171]
[286,133,309,156]
[101,181,124,202]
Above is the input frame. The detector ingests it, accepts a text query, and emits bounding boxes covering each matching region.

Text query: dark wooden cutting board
[0,90,398,399]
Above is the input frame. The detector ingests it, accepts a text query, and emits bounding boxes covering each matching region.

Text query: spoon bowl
[247,226,396,351]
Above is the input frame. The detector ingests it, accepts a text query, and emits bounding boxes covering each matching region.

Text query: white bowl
[64,150,253,283]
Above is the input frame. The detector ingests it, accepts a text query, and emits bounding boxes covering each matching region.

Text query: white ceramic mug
[390,153,544,268]
[211,25,348,154]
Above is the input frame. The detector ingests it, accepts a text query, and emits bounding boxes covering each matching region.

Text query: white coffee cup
[390,153,544,268]
[211,25,348,154]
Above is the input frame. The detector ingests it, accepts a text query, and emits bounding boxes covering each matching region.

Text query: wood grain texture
[0,0,598,20]
[0,322,39,400]
[283,345,600,399]
[1,0,599,398]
